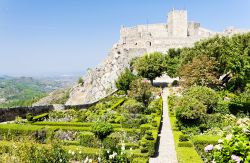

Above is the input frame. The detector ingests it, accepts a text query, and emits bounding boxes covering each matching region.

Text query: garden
[167,33,250,163]
[0,78,163,163]
[0,32,249,163]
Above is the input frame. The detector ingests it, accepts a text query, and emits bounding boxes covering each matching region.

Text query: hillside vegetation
[0,76,74,108]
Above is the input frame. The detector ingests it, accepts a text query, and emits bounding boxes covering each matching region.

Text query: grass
[169,113,203,163]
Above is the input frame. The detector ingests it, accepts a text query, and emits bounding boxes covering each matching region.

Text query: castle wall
[188,22,200,37]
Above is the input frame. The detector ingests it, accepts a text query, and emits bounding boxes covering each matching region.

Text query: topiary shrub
[103,132,121,149]
[145,130,154,140]
[91,122,114,141]
[179,134,189,142]
[78,132,100,147]
[32,113,49,122]
[140,124,153,136]
[178,142,193,147]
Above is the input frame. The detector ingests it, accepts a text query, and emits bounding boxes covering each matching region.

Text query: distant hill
[0,75,77,108]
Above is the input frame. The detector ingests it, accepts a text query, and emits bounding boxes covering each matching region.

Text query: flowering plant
[205,119,250,163]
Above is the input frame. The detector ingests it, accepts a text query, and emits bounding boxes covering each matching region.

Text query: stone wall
[0,105,54,122]
[0,103,99,122]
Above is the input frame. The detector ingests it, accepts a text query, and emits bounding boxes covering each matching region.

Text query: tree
[133,52,165,84]
[128,78,153,106]
[179,55,219,88]
[115,68,136,94]
[179,33,250,91]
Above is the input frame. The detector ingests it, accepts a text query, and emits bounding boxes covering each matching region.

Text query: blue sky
[0,0,249,76]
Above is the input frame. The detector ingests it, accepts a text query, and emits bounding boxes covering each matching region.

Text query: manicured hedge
[169,111,203,163]
[32,113,49,122]
[178,141,193,147]
[78,131,100,147]
[192,135,220,161]
[33,121,121,128]
[110,98,126,110]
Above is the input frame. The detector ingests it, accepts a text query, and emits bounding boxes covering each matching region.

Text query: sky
[0,0,249,77]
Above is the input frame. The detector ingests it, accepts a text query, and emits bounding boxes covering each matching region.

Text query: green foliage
[0,76,65,108]
[102,132,121,149]
[145,98,162,115]
[26,113,33,122]
[129,78,153,106]
[122,99,145,114]
[179,134,189,142]
[169,112,203,163]
[175,97,206,124]
[204,125,250,162]
[115,68,137,94]
[178,142,193,147]
[133,52,165,83]
[77,77,84,85]
[91,122,114,140]
[183,86,219,113]
[110,98,125,110]
[164,48,182,78]
[78,132,100,147]
[229,85,250,115]
[32,113,49,122]
[180,33,250,91]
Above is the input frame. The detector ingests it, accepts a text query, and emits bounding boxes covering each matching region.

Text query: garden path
[149,87,178,163]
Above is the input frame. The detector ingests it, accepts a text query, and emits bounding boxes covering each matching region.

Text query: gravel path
[149,87,178,163]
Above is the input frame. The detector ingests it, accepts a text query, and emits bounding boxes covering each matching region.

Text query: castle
[65,10,249,105]
[118,9,214,53]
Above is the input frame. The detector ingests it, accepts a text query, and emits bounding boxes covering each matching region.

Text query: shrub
[91,122,114,140]
[183,86,219,113]
[193,135,220,161]
[175,97,206,125]
[32,113,49,122]
[122,99,145,114]
[204,126,250,162]
[26,113,33,122]
[110,98,125,110]
[78,77,84,85]
[178,142,193,147]
[78,132,100,147]
[140,124,153,136]
[102,132,121,149]
[179,134,189,142]
[132,157,148,163]
[145,98,162,115]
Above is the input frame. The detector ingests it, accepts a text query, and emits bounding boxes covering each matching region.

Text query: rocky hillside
[66,47,147,105]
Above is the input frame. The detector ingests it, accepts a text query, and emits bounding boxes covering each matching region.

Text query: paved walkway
[149,87,178,163]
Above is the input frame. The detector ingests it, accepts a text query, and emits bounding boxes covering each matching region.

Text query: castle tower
[167,9,188,37]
